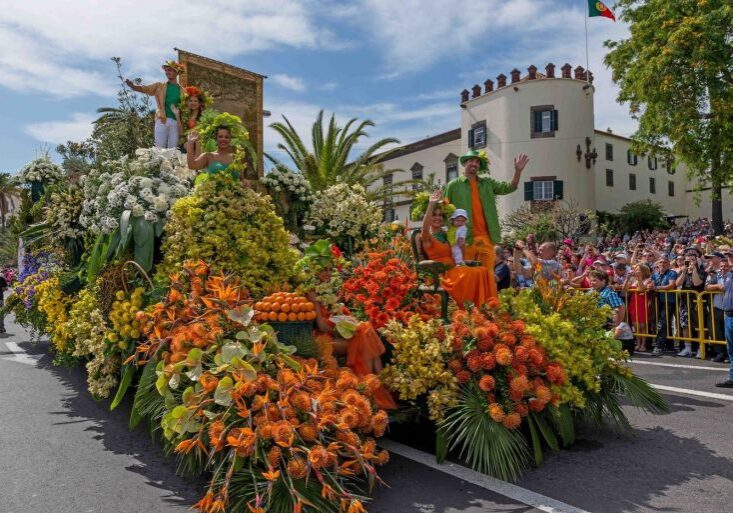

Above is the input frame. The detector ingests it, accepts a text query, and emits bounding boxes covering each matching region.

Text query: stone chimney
[471,84,481,98]
[510,68,521,83]
[484,79,494,93]
[574,66,586,80]
[527,65,537,80]
[460,89,469,103]
[497,74,507,88]
[545,63,555,78]
[561,63,572,78]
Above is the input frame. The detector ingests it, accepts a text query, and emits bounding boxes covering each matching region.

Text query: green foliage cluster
[159,174,298,294]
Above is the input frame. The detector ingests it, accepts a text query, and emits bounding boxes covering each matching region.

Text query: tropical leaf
[438,384,529,481]
[132,217,154,272]
[110,364,136,411]
[129,359,164,432]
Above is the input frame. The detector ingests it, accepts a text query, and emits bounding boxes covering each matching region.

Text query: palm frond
[439,384,529,481]
[611,370,671,414]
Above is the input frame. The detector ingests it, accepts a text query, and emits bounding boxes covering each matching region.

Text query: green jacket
[443,175,516,244]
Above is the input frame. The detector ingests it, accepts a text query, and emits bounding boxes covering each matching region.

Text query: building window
[533,181,554,201]
[668,180,675,197]
[530,105,558,138]
[649,177,656,194]
[410,162,423,190]
[383,174,393,186]
[444,153,459,182]
[383,206,396,222]
[468,121,487,149]
[648,156,658,170]
[629,173,636,191]
[627,149,638,166]
[605,169,614,187]
[606,143,613,161]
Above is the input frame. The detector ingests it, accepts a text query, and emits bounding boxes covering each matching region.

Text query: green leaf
[526,413,543,466]
[105,228,121,260]
[221,342,246,364]
[171,405,189,420]
[132,217,155,272]
[530,411,559,452]
[214,376,234,406]
[187,348,203,362]
[227,306,254,326]
[87,233,109,281]
[435,430,448,464]
[119,210,133,249]
[154,219,165,237]
[230,357,257,381]
[155,374,168,396]
[110,365,135,411]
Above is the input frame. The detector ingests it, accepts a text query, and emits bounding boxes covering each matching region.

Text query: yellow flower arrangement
[380,315,459,421]
[36,276,73,353]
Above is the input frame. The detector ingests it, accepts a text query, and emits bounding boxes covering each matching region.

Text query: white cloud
[0,0,333,97]
[24,113,96,144]
[321,81,339,92]
[271,74,307,92]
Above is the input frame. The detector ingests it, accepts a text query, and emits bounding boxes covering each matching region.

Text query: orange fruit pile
[254,292,316,323]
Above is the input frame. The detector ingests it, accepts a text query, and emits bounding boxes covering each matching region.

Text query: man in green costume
[125,60,184,148]
[443,150,529,296]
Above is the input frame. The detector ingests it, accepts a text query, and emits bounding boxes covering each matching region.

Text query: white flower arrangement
[19,157,63,184]
[304,183,382,242]
[79,147,193,234]
[261,167,314,203]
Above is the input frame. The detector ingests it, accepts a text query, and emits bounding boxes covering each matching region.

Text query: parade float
[3,61,668,513]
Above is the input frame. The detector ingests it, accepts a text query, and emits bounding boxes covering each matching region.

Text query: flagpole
[584,0,590,84]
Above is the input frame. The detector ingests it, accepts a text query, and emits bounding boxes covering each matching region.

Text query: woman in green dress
[186,126,241,184]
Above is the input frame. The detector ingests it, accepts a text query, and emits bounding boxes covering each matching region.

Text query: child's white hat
[451,208,468,220]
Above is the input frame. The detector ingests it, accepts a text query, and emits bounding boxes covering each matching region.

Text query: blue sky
[0,0,634,173]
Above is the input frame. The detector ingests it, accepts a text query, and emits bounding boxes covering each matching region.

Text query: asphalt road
[1,315,731,513]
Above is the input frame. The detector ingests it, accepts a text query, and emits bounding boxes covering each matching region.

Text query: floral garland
[304,183,382,252]
[195,111,250,175]
[79,148,192,234]
[132,261,389,513]
[409,191,456,222]
[380,316,459,421]
[19,157,63,184]
[341,249,439,329]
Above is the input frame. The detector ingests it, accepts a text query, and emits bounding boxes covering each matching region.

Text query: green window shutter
[468,128,474,149]
[551,110,559,130]
[524,181,533,201]
[553,180,564,200]
[532,110,542,132]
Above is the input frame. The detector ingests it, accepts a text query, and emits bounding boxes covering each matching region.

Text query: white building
[378,63,731,226]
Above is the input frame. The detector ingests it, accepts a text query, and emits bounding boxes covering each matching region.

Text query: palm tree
[0,173,21,228]
[267,110,414,203]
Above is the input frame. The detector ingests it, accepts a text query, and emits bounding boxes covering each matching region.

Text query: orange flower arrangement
[342,250,438,329]
[133,260,389,513]
[449,304,566,429]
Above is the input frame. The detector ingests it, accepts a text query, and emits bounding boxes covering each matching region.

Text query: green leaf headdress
[410,191,457,221]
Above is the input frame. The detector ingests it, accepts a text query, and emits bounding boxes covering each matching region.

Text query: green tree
[267,110,407,202]
[617,199,667,234]
[0,173,21,228]
[604,0,733,233]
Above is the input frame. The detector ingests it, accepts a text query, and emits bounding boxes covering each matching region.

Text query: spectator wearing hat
[443,150,529,297]
[649,256,678,355]
[449,208,469,265]
[125,60,185,148]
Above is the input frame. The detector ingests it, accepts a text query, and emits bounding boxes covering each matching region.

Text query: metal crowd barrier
[616,289,726,358]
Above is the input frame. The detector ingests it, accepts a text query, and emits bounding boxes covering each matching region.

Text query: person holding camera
[675,248,706,357]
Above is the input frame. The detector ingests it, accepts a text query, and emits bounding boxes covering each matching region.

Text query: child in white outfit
[450,209,469,265]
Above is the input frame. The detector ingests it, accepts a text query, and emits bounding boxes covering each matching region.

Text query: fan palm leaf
[438,383,529,481]
[267,110,406,196]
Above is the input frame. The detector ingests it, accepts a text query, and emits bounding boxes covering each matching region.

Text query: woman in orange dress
[301,244,397,409]
[420,190,493,308]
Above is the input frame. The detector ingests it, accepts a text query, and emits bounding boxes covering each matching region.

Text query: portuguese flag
[588,0,616,21]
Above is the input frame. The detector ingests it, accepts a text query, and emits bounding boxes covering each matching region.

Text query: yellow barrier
[615,289,726,359]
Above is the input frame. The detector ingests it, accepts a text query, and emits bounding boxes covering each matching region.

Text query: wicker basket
[269,321,318,357]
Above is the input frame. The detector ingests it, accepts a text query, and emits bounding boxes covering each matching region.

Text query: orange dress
[423,236,492,308]
[465,180,497,298]
[315,304,397,410]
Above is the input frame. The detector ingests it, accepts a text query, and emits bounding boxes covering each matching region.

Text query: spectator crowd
[493,218,733,389]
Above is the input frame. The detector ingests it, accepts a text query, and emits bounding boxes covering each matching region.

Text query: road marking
[379,439,591,513]
[0,340,40,366]
[631,360,728,372]
[650,383,733,402]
